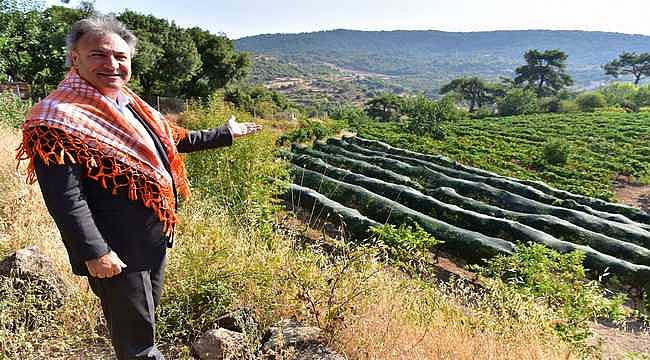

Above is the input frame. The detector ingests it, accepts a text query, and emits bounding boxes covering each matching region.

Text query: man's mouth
[98,73,123,78]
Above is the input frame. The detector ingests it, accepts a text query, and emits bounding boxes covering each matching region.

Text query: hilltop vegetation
[236,29,650,97]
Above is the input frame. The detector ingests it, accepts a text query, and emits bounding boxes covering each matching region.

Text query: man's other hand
[85,251,127,278]
[226,115,262,139]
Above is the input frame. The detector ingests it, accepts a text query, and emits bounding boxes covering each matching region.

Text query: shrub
[557,100,579,113]
[497,88,539,116]
[633,84,650,107]
[471,106,496,118]
[276,119,336,145]
[538,96,561,113]
[369,223,442,274]
[403,95,456,139]
[598,82,638,106]
[0,92,31,128]
[542,139,571,165]
[576,92,607,112]
[472,243,627,344]
[157,275,234,343]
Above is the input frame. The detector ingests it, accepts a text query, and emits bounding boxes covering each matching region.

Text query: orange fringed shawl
[16,70,190,235]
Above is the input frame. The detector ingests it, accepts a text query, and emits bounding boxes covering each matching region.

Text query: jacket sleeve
[175,125,233,153]
[33,155,111,262]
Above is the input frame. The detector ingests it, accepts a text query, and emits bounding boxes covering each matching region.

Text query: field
[286,135,650,288]
[350,111,650,201]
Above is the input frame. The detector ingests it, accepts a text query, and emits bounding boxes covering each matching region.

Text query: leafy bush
[369,223,442,274]
[497,88,539,116]
[276,119,336,145]
[576,92,607,112]
[538,96,561,113]
[181,95,289,235]
[598,82,638,107]
[157,275,234,342]
[633,84,650,107]
[223,85,292,118]
[542,139,571,165]
[0,92,31,128]
[403,95,457,139]
[472,243,627,344]
[557,99,579,113]
[470,106,496,119]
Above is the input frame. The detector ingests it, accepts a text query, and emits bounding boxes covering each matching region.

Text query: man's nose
[104,55,119,70]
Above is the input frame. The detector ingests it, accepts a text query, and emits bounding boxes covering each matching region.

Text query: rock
[261,319,345,360]
[216,307,258,334]
[0,246,67,309]
[192,328,246,360]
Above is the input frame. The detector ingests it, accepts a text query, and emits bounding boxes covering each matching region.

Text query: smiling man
[17,16,261,360]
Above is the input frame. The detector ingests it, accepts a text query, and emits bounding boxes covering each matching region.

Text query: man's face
[70,32,132,99]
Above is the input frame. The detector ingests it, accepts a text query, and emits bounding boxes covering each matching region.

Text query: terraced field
[284,136,650,289]
[350,112,650,200]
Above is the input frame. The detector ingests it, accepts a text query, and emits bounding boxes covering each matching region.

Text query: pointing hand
[226,115,262,139]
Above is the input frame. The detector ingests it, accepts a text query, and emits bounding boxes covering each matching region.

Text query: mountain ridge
[236,29,650,103]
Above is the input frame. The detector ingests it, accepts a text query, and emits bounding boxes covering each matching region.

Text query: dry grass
[0,123,107,358]
[338,273,572,359]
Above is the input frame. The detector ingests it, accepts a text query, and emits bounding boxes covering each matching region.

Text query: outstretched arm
[175,116,262,153]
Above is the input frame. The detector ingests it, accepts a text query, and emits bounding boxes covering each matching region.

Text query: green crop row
[348,111,650,200]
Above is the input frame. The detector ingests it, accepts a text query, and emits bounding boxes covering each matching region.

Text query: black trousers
[88,254,166,360]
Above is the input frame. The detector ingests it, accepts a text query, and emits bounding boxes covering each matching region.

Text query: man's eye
[116,56,127,61]
[91,53,104,57]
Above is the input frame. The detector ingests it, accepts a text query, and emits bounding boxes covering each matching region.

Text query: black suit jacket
[34,120,233,276]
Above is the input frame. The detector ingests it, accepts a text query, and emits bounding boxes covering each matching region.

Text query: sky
[45,0,650,39]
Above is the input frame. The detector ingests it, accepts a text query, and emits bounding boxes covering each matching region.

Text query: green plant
[557,99,579,113]
[276,119,336,145]
[157,275,234,343]
[404,95,452,139]
[497,88,540,116]
[284,241,379,337]
[542,139,571,165]
[369,223,442,274]
[576,92,607,112]
[472,243,627,345]
[0,92,31,128]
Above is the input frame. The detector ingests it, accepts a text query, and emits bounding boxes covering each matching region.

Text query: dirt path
[614,184,650,213]
[589,319,650,359]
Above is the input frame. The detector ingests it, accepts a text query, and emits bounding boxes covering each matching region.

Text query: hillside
[236,29,650,99]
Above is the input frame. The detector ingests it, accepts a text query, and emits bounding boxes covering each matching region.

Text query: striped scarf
[16,70,190,234]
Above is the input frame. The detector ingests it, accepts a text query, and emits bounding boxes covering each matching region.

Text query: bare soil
[614,183,650,214]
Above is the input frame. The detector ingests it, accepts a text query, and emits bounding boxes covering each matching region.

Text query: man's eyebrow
[89,48,128,55]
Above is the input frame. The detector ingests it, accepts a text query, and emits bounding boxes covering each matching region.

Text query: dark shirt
[34,123,233,276]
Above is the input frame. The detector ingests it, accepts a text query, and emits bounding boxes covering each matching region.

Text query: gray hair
[65,16,137,66]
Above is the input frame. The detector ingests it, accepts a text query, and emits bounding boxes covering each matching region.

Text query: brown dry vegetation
[1,118,573,359]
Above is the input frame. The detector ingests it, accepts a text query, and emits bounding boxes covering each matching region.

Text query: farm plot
[285,136,650,289]
[351,112,650,200]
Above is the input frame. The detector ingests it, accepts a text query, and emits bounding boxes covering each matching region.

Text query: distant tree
[514,49,573,97]
[603,52,650,85]
[403,95,461,138]
[439,77,501,112]
[184,27,250,98]
[118,11,202,97]
[0,2,78,97]
[364,93,402,121]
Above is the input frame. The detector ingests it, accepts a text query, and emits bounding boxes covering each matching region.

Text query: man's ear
[70,50,80,68]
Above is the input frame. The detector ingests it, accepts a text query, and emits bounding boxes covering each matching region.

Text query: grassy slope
[0,95,571,359]
[353,111,650,200]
